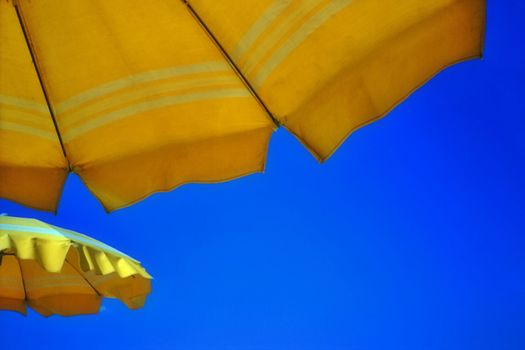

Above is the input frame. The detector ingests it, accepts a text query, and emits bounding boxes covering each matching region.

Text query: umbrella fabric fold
[0,215,152,316]
[0,0,485,212]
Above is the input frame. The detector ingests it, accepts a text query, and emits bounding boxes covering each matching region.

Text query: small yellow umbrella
[0,0,486,212]
[0,215,152,316]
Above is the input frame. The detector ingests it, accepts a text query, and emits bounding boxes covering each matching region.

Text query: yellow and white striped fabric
[0,0,485,212]
[0,215,152,316]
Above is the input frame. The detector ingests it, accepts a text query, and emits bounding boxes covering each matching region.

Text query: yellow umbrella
[0,215,152,316]
[0,0,486,212]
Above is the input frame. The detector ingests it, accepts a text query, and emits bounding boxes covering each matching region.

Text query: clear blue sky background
[1,1,524,349]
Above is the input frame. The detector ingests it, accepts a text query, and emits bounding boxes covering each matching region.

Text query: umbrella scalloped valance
[0,215,152,316]
[0,0,486,212]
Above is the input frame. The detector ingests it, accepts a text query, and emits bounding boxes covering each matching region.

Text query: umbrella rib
[181,0,281,128]
[15,258,28,303]
[13,3,70,163]
[64,258,102,297]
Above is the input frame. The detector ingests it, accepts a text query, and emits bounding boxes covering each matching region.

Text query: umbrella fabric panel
[67,247,151,310]
[75,125,273,212]
[84,271,151,310]
[0,1,68,212]
[21,259,102,317]
[187,0,486,160]
[10,0,274,212]
[0,255,26,315]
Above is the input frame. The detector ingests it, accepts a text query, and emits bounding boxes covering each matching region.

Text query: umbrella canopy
[0,0,486,212]
[0,215,152,316]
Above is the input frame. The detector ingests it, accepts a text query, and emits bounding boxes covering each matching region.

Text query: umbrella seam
[65,259,102,297]
[13,2,71,170]
[15,258,28,304]
[181,0,280,129]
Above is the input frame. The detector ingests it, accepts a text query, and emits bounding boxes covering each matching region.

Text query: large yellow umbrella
[0,215,152,316]
[0,0,486,212]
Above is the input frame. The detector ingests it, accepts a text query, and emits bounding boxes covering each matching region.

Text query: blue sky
[1,1,525,349]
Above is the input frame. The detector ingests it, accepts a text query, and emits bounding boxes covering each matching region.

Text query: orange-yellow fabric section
[0,255,26,315]
[15,0,274,211]
[21,259,102,316]
[188,0,486,160]
[67,247,151,310]
[84,271,151,310]
[0,1,68,212]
